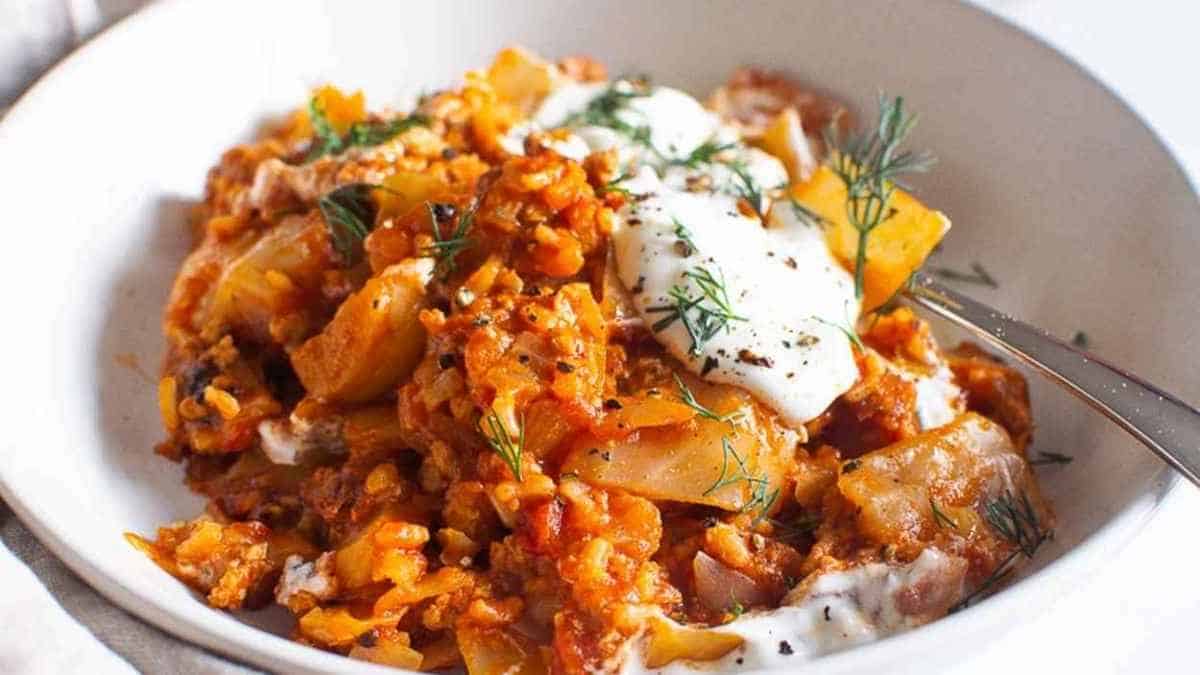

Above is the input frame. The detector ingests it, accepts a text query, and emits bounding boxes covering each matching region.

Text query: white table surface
[963,1,1200,673]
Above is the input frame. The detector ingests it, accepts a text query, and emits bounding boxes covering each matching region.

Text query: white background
[965,1,1200,673]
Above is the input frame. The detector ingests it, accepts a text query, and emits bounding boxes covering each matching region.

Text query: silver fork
[906,272,1200,487]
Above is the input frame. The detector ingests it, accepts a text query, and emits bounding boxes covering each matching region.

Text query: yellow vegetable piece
[291,258,432,403]
[756,107,817,182]
[643,616,744,668]
[311,85,367,136]
[486,46,564,115]
[792,165,950,312]
[457,626,548,675]
[377,171,449,219]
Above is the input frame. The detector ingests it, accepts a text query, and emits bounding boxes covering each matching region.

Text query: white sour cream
[619,549,965,674]
[507,81,860,427]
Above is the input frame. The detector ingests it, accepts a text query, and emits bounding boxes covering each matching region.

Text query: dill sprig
[768,513,821,544]
[1030,451,1074,466]
[929,497,959,530]
[673,374,744,428]
[812,303,864,352]
[597,171,634,197]
[704,437,779,525]
[346,114,429,147]
[825,95,935,300]
[727,161,766,220]
[787,195,828,229]
[478,409,525,481]
[672,218,697,257]
[930,262,998,289]
[563,81,661,156]
[307,98,428,161]
[318,183,379,266]
[647,265,748,357]
[951,490,1051,612]
[421,200,477,280]
[671,141,735,169]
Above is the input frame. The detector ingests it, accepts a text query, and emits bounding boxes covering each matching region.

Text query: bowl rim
[0,0,1191,673]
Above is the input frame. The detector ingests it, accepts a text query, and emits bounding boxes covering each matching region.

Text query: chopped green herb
[673,374,744,428]
[929,497,959,530]
[931,262,998,289]
[318,183,379,265]
[671,141,735,169]
[563,81,660,156]
[727,161,766,220]
[306,97,428,161]
[1030,451,1074,466]
[421,199,476,280]
[950,490,1051,612]
[704,437,779,525]
[672,218,697,257]
[825,95,935,300]
[812,303,864,351]
[647,265,748,356]
[478,409,524,481]
[597,171,634,197]
[787,195,828,229]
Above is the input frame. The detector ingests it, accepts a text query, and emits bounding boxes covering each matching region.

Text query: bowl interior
[0,0,1194,672]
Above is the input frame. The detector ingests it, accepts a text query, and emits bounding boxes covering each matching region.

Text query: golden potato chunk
[291,258,432,403]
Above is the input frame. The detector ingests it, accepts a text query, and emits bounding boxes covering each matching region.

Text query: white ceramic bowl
[1,1,1196,673]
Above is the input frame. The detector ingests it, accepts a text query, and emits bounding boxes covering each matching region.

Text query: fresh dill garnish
[768,513,821,543]
[318,183,379,266]
[307,97,427,161]
[1071,331,1090,349]
[930,262,998,289]
[825,95,935,300]
[704,437,780,525]
[597,171,634,197]
[672,218,697,257]
[478,408,524,481]
[728,599,746,619]
[812,303,864,352]
[929,497,959,530]
[346,114,429,147]
[563,81,659,155]
[787,195,828,229]
[671,141,735,169]
[647,265,748,356]
[421,199,476,280]
[949,489,1051,612]
[984,490,1049,558]
[727,161,766,220]
[1030,451,1074,466]
[673,374,744,428]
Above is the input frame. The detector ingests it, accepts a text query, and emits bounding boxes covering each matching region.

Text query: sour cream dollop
[508,81,860,427]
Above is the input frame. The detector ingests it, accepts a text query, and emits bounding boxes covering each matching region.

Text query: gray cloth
[0,501,259,674]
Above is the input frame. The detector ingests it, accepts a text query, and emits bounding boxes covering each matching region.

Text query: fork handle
[906,272,1200,487]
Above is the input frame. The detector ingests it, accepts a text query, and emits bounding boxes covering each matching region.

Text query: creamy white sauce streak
[509,82,860,428]
[619,549,964,674]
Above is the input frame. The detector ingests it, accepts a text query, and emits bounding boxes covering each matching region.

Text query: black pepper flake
[358,630,379,647]
[786,372,795,379]
[701,356,719,377]
[767,251,776,257]
[604,398,623,410]
[824,605,831,622]
[737,349,773,368]
[627,218,643,226]
[430,202,456,222]
[785,257,798,269]
[796,334,819,347]
[517,353,531,364]
[524,284,542,296]
[526,313,538,323]
[372,299,381,309]
[842,459,862,474]
[631,275,646,294]
[588,447,600,456]
[778,641,794,656]
[736,658,744,665]
[556,361,575,373]
[441,147,459,159]
[782,340,791,349]
[701,515,718,528]
[437,353,456,370]
[601,450,612,461]
[472,315,492,327]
